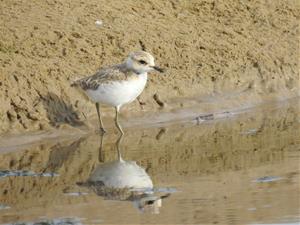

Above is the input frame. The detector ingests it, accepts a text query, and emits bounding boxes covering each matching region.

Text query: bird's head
[125,51,164,74]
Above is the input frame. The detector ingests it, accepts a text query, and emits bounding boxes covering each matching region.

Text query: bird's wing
[72,64,129,90]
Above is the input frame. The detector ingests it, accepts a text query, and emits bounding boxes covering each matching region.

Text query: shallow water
[0,100,299,225]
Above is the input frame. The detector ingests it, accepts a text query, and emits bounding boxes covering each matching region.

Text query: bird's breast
[85,73,148,107]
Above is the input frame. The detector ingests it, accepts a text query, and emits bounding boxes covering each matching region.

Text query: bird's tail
[70,79,80,87]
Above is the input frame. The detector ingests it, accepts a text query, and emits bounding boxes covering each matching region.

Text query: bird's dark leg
[95,103,106,134]
[98,132,105,163]
[114,106,124,135]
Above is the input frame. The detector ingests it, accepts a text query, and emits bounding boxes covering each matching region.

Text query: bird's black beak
[152,66,164,73]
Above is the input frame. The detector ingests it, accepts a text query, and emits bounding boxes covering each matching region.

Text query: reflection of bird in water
[77,134,170,214]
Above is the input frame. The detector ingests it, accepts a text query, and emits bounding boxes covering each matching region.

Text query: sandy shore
[0,0,299,134]
[0,96,298,154]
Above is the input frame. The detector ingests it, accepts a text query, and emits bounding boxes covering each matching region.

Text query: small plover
[71,51,164,134]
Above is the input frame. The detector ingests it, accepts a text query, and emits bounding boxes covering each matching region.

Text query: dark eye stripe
[138,60,147,65]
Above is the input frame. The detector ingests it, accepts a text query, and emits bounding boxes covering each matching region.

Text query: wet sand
[0,99,299,224]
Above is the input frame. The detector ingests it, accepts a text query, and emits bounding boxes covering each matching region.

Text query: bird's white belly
[89,160,153,189]
[85,73,147,107]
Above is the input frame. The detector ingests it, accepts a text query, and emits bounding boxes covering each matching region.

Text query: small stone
[95,20,103,26]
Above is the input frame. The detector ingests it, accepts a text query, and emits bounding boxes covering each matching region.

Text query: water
[0,100,299,224]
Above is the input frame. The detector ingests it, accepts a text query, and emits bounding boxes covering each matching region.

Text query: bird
[71,51,164,134]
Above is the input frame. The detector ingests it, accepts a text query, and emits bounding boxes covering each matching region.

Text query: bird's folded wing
[71,65,128,90]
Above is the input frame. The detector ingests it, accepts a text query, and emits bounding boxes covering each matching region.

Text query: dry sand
[0,0,299,134]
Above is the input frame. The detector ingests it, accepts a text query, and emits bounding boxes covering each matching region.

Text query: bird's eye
[138,60,147,65]
[146,200,155,205]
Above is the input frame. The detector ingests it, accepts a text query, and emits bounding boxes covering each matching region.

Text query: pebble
[95,20,103,27]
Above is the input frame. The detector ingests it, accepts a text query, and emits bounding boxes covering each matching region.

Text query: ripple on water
[0,170,59,178]
[253,176,284,183]
[1,217,84,225]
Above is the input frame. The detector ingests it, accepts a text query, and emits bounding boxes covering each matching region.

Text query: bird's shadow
[41,92,84,127]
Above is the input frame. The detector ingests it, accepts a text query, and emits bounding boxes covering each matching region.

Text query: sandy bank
[0,0,299,134]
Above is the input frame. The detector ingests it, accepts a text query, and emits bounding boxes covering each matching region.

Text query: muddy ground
[0,0,299,134]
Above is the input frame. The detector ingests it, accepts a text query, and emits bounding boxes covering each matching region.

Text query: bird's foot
[96,127,107,135]
[100,127,107,134]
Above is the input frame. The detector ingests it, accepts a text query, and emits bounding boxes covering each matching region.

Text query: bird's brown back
[71,64,139,90]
